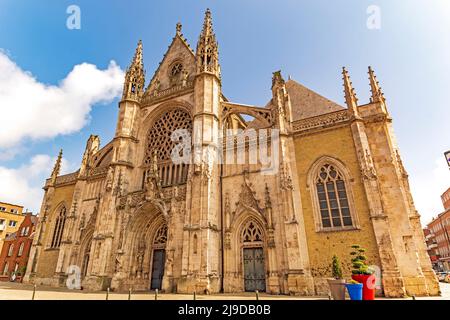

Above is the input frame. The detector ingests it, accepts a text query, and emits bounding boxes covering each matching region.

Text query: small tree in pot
[350,244,376,300]
[327,255,346,300]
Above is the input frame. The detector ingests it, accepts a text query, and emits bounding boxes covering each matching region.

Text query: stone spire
[368,66,385,103]
[196,8,220,77]
[50,149,63,184]
[122,40,145,101]
[342,67,359,116]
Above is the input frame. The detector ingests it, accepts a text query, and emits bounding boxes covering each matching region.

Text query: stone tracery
[145,108,192,164]
[144,108,192,188]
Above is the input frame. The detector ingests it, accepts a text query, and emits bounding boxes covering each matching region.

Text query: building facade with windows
[423,227,440,271]
[0,213,38,282]
[24,10,438,297]
[426,188,450,272]
[0,202,26,254]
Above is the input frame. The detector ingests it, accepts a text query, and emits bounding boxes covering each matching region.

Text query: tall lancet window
[51,206,67,248]
[316,164,352,229]
[308,158,359,232]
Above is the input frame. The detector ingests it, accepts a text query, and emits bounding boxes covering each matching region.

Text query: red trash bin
[352,274,376,300]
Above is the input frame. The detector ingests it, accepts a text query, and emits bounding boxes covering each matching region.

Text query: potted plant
[327,255,346,300]
[350,244,376,300]
[345,279,363,300]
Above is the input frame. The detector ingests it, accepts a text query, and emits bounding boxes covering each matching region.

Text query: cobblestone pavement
[0,282,449,300]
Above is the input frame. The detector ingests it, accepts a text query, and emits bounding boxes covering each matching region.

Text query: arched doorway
[150,224,167,290]
[241,221,266,292]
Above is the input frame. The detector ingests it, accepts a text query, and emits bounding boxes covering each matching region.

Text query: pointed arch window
[309,159,359,232]
[51,206,67,248]
[2,262,8,275]
[18,242,24,257]
[7,244,13,257]
[316,164,353,229]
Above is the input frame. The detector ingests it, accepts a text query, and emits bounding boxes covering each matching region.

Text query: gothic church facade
[24,10,439,297]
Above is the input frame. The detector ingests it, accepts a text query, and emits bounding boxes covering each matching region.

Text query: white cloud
[410,157,450,225]
[0,50,124,149]
[0,154,72,213]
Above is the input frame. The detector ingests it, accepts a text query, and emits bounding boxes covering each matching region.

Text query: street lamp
[445,150,450,169]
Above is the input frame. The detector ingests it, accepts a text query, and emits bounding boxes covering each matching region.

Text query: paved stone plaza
[0,282,449,300]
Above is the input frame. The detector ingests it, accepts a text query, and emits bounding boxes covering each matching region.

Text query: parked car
[437,271,450,283]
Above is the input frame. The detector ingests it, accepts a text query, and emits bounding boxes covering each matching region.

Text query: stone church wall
[294,126,381,295]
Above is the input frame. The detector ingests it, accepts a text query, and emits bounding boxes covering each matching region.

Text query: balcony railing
[428,243,438,249]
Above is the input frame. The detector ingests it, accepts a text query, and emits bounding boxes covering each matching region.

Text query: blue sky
[0,0,449,224]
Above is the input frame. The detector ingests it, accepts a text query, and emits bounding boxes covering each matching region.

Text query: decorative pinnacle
[368,66,385,103]
[342,67,358,110]
[123,40,145,99]
[272,70,285,89]
[196,8,220,76]
[176,22,182,35]
[131,40,144,69]
[51,149,63,181]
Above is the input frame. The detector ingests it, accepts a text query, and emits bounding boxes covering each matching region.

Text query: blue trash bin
[345,283,363,301]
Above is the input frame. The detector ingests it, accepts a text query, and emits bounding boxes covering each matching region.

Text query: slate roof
[284,79,345,121]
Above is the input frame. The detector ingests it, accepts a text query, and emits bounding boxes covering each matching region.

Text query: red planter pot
[351,274,376,300]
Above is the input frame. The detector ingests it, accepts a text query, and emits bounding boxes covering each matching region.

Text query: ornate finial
[50,149,63,183]
[368,66,385,103]
[342,67,359,114]
[176,22,182,35]
[205,8,212,22]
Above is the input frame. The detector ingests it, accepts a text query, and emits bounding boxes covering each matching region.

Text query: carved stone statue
[182,70,189,87]
[145,150,164,200]
[79,212,86,230]
[154,78,161,92]
[135,238,146,278]
[105,167,114,191]
[115,255,122,272]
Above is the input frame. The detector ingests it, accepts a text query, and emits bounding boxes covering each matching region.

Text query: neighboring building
[24,10,439,297]
[427,189,450,272]
[0,202,26,254]
[441,187,450,211]
[0,213,38,282]
[423,227,440,271]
